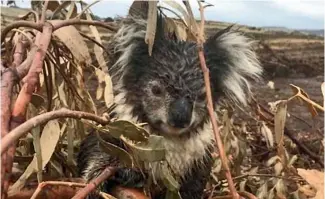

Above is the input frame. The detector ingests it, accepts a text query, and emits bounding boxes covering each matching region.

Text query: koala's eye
[151,85,163,96]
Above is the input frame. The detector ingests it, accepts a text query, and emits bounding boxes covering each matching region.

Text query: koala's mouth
[152,121,192,136]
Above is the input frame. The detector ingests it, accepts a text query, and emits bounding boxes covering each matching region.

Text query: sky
[4,0,325,29]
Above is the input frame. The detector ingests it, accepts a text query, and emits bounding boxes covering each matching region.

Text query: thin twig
[17,10,40,22]
[195,1,238,199]
[238,191,258,199]
[40,0,49,24]
[213,191,258,199]
[52,19,118,32]
[1,108,110,155]
[72,167,116,199]
[76,0,101,18]
[1,20,117,44]
[79,31,109,55]
[11,29,34,45]
[30,181,86,199]
[1,22,43,43]
[233,173,302,181]
[157,6,188,27]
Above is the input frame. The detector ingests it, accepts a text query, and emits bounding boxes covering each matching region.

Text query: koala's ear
[204,26,263,106]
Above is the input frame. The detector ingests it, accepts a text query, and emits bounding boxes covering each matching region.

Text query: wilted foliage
[1,0,324,199]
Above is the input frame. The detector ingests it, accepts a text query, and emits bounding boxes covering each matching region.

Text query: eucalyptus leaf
[96,131,133,167]
[161,162,180,191]
[165,190,182,199]
[107,120,150,141]
[127,135,166,162]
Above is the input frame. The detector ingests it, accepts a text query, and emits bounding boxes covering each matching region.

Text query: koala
[77,15,262,199]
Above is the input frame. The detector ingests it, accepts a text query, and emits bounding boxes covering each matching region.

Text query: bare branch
[1,22,43,43]
[31,181,86,199]
[194,1,239,198]
[76,0,101,19]
[1,108,110,155]
[52,19,118,32]
[72,167,116,199]
[40,0,49,24]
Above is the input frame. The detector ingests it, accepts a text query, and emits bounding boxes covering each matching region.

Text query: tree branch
[40,0,49,24]
[1,22,43,43]
[52,19,118,32]
[72,167,116,199]
[194,1,238,199]
[1,32,29,199]
[1,108,110,155]
[31,181,86,199]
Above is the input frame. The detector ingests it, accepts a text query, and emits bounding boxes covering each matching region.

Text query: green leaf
[161,162,180,191]
[96,131,133,167]
[165,190,182,199]
[106,120,150,141]
[31,94,45,109]
[127,135,166,162]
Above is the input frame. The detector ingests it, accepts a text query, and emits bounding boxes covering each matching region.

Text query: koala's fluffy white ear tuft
[204,26,263,106]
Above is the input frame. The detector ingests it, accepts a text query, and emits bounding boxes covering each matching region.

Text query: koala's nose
[168,97,192,128]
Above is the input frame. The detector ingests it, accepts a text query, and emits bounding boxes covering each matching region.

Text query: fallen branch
[1,108,110,155]
[72,167,116,199]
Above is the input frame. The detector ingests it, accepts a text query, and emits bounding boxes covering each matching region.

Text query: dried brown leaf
[80,1,106,69]
[9,120,61,195]
[103,71,114,107]
[297,169,322,199]
[66,1,77,19]
[58,82,68,107]
[256,182,268,199]
[274,100,287,165]
[53,23,91,65]
[67,119,75,166]
[321,82,324,106]
[145,1,158,56]
[290,84,319,117]
[51,1,72,19]
[175,22,188,41]
[30,105,42,183]
[162,0,190,25]
[261,122,274,148]
[266,155,281,166]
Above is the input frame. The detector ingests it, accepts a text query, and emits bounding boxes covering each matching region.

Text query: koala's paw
[111,168,146,188]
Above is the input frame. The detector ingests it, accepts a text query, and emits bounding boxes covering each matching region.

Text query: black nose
[168,97,192,128]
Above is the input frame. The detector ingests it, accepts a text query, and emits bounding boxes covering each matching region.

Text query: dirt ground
[254,36,324,132]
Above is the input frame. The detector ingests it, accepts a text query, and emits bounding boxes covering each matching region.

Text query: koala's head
[109,18,262,137]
